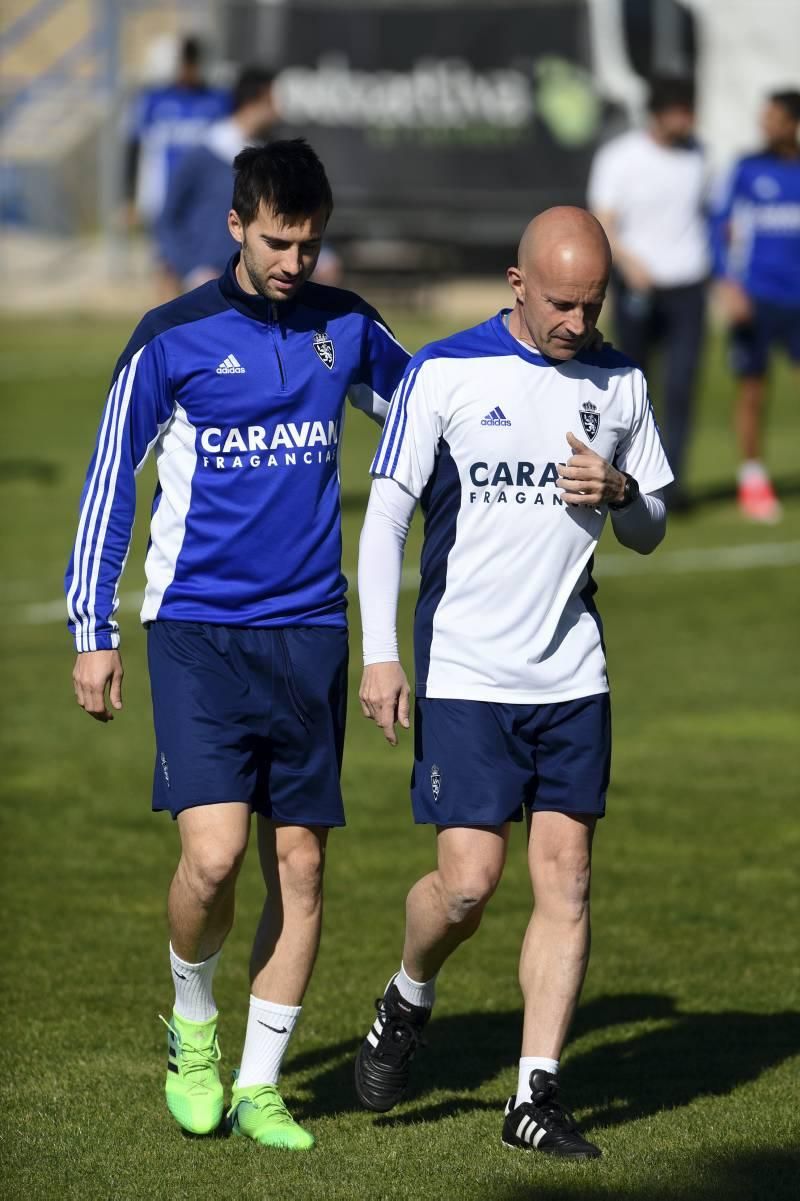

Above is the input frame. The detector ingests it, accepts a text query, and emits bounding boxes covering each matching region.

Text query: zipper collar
[219,253,302,325]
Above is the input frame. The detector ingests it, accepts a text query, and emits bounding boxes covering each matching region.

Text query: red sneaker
[737,475,782,524]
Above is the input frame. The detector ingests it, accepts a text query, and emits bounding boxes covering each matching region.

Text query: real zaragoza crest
[579,399,600,442]
[312,330,335,369]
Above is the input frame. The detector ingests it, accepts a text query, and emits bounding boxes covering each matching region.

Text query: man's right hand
[359,662,411,746]
[73,649,124,722]
[716,279,753,325]
[619,254,652,293]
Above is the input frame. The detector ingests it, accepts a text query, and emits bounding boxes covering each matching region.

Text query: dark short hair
[180,36,203,68]
[647,75,695,114]
[232,66,276,113]
[232,139,333,226]
[770,89,800,122]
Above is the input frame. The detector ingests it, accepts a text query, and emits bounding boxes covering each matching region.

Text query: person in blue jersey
[157,66,279,292]
[65,140,409,1150]
[354,208,673,1160]
[710,89,800,524]
[124,35,231,299]
[158,65,343,295]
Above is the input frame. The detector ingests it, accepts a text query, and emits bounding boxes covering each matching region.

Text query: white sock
[395,962,437,1010]
[170,943,220,1024]
[739,459,767,484]
[515,1056,559,1108]
[237,996,302,1088]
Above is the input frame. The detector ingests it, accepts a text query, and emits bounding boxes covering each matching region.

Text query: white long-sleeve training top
[357,314,673,703]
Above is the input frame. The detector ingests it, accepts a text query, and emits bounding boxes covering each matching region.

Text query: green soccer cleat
[228,1078,315,1150]
[160,1012,224,1135]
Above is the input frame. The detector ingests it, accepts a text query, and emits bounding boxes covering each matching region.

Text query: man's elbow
[614,522,667,556]
[633,523,667,555]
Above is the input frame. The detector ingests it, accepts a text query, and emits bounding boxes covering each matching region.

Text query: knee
[535,845,592,922]
[277,837,325,907]
[439,865,501,927]
[183,841,246,904]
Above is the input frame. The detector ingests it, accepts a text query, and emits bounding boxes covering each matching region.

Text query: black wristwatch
[608,472,640,511]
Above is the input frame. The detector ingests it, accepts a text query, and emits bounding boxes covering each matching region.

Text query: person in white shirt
[352,208,673,1161]
[588,75,709,503]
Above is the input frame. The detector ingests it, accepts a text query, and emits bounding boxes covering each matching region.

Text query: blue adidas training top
[65,255,410,651]
[710,151,800,306]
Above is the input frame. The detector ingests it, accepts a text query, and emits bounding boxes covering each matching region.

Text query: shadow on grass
[0,458,60,485]
[491,1149,800,1201]
[288,993,800,1136]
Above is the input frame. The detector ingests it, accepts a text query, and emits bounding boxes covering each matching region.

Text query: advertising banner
[249,0,628,247]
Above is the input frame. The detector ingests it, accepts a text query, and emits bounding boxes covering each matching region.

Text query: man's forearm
[358,477,416,663]
[610,489,666,555]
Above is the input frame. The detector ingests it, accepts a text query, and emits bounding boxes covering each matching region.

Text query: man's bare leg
[402,824,509,981]
[354,824,508,1112]
[519,810,595,1061]
[734,374,783,520]
[162,803,251,1134]
[735,375,766,463]
[502,811,601,1159]
[235,821,328,1092]
[169,803,251,961]
[250,820,328,1004]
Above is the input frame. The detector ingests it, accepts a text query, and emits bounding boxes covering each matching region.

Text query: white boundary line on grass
[14,540,800,627]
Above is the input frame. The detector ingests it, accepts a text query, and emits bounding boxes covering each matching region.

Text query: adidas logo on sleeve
[481,406,511,426]
[216,354,246,374]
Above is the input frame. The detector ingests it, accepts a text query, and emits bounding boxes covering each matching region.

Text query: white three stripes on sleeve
[67,348,144,651]
[372,366,418,476]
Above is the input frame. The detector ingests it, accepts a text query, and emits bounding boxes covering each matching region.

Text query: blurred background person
[157,67,278,291]
[588,75,709,507]
[710,89,800,524]
[124,34,231,299]
[157,65,343,294]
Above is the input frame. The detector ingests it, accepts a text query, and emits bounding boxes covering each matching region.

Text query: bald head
[507,207,611,360]
[517,206,611,279]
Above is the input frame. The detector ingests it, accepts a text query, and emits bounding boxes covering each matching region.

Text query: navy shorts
[411,695,611,826]
[148,622,348,825]
[729,300,800,377]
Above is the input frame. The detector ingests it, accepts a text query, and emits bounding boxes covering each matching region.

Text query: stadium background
[1,2,798,1199]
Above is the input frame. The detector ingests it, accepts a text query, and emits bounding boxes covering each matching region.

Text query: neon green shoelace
[241,1086,295,1125]
[160,1015,221,1084]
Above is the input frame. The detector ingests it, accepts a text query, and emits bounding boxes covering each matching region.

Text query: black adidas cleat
[354,978,430,1112]
[501,1070,601,1160]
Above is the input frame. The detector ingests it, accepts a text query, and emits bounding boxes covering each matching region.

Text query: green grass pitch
[1,311,798,1200]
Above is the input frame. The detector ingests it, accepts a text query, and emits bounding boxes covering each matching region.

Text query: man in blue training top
[65,140,409,1149]
[710,89,800,523]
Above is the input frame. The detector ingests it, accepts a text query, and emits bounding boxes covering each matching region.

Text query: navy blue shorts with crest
[411,694,611,826]
[148,621,348,825]
[729,300,800,378]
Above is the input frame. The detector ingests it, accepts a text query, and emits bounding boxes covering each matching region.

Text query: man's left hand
[558,432,626,507]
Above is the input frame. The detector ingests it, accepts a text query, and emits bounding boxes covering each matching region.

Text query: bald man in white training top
[352,207,673,1161]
